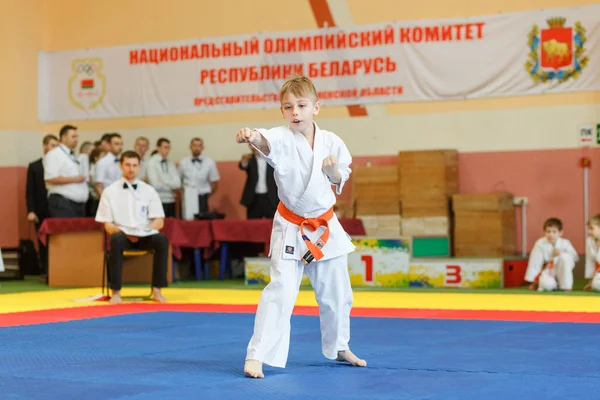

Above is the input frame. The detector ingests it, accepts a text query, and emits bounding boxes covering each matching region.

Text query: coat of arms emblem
[68,58,106,110]
[525,17,588,83]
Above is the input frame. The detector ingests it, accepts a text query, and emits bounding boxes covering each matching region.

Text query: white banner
[244,239,503,288]
[38,5,600,121]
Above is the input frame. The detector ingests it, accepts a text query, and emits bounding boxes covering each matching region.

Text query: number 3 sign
[445,265,462,285]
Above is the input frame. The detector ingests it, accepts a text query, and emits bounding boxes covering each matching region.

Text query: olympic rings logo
[76,63,96,76]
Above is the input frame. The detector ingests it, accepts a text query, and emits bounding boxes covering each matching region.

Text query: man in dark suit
[26,134,59,278]
[239,145,278,219]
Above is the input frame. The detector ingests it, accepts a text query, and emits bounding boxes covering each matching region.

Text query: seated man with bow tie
[95,150,169,304]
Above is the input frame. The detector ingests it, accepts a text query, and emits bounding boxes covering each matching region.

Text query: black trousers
[246,194,276,219]
[86,198,99,218]
[198,194,209,214]
[108,232,169,291]
[162,202,176,218]
[48,194,86,218]
[35,222,48,275]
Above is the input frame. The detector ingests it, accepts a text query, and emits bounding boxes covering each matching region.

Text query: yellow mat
[2,288,600,314]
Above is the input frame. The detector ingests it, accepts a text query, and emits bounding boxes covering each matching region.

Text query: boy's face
[280,93,320,134]
[544,226,562,243]
[588,223,600,239]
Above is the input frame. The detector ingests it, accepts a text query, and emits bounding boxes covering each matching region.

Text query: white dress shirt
[178,155,220,195]
[43,144,89,203]
[95,178,165,230]
[95,152,122,188]
[146,154,181,203]
[138,158,147,181]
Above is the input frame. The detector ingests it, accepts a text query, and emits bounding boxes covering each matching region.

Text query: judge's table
[38,218,174,287]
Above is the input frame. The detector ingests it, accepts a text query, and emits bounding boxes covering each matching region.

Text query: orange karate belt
[533,260,555,285]
[277,202,334,265]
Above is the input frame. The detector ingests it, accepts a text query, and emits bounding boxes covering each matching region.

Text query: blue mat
[1,312,599,399]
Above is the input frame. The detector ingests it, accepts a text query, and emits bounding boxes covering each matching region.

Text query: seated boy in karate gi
[584,215,600,292]
[235,75,366,379]
[525,218,578,292]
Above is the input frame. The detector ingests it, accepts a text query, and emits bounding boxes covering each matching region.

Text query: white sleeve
[78,154,90,181]
[147,188,165,219]
[585,238,599,279]
[167,162,182,189]
[43,151,62,180]
[208,160,220,182]
[146,160,168,191]
[95,192,113,223]
[95,159,108,186]
[178,160,185,180]
[253,127,287,169]
[525,238,546,282]
[562,239,579,262]
[330,136,352,195]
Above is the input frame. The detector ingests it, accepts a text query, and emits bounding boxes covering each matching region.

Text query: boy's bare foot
[336,350,367,367]
[244,359,264,378]
[152,287,168,303]
[109,292,122,304]
[528,283,537,291]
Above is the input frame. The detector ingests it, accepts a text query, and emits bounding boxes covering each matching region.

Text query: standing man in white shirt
[146,138,181,218]
[95,150,169,304]
[178,138,220,219]
[44,125,89,218]
[135,136,150,181]
[94,133,123,197]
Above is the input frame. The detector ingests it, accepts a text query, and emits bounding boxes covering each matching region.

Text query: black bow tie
[192,158,201,163]
[114,159,120,163]
[123,183,137,190]
[160,159,167,163]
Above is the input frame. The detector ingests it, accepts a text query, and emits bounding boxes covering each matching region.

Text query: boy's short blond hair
[279,75,318,103]
[588,214,600,228]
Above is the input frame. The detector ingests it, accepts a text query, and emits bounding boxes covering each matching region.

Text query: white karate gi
[585,237,600,291]
[245,123,356,368]
[525,237,578,291]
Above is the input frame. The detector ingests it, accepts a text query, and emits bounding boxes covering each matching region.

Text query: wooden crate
[355,200,401,216]
[401,206,450,218]
[401,216,449,236]
[399,165,459,197]
[398,149,458,168]
[353,165,400,202]
[401,195,450,217]
[354,183,399,201]
[453,192,514,212]
[398,150,458,218]
[453,210,515,256]
[360,215,401,237]
[354,165,399,184]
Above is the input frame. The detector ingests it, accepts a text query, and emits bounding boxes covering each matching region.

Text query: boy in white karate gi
[235,75,366,379]
[525,218,578,292]
[584,215,600,292]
